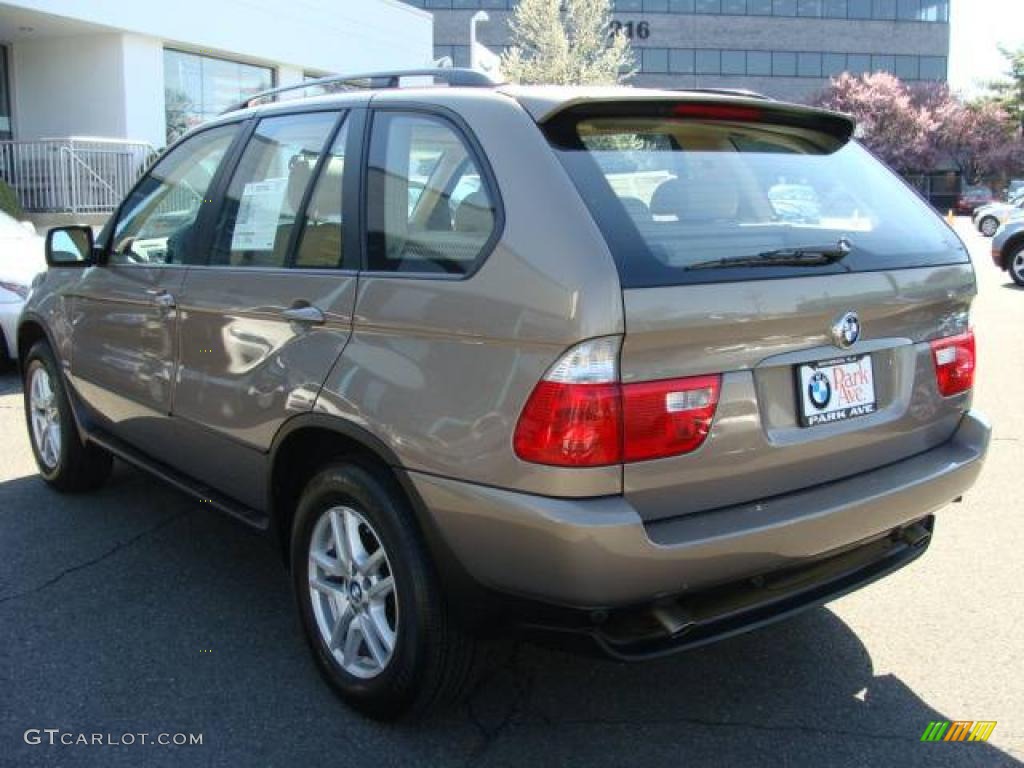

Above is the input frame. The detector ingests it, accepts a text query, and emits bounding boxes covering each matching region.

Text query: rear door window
[210,111,339,268]
[548,112,967,287]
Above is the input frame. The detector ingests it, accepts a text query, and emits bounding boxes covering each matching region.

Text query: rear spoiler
[503,87,855,143]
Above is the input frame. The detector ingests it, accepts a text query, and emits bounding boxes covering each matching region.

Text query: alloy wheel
[1013,251,1024,284]
[29,366,61,469]
[307,505,398,679]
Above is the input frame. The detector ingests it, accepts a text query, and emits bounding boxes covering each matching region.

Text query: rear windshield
[547,115,968,288]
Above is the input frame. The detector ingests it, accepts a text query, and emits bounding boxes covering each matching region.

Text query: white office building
[0,0,433,147]
[0,0,433,218]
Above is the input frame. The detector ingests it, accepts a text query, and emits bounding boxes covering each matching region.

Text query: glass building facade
[415,0,951,101]
[164,49,274,144]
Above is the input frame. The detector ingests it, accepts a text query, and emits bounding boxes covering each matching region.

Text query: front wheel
[1010,245,1024,287]
[23,341,112,492]
[291,462,479,720]
[980,216,999,237]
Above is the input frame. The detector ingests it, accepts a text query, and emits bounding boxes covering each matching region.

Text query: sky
[948,0,1024,97]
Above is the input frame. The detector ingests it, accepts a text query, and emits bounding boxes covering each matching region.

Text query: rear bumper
[411,410,990,609]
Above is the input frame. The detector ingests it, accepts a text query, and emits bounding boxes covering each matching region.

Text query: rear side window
[366,112,497,275]
[211,112,338,268]
[548,112,968,287]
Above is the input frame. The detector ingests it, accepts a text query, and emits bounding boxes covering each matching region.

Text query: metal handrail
[0,137,156,213]
[222,67,500,115]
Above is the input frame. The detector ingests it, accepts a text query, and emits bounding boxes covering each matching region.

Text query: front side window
[211,112,338,269]
[548,112,966,288]
[110,124,239,266]
[366,112,497,275]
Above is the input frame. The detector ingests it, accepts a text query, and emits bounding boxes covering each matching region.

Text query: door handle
[281,305,325,324]
[145,288,176,309]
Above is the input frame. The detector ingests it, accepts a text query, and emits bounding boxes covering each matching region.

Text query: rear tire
[290,461,479,720]
[1010,244,1024,287]
[22,341,113,492]
[980,216,999,237]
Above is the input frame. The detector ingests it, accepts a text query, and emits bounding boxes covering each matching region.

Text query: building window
[894,55,919,79]
[847,53,872,73]
[670,49,696,73]
[772,51,797,76]
[798,51,822,76]
[748,0,773,13]
[747,51,772,75]
[642,48,670,73]
[669,0,696,12]
[847,0,871,17]
[824,0,848,16]
[773,0,798,15]
[0,46,11,140]
[872,0,896,19]
[823,52,847,76]
[897,0,919,19]
[871,54,895,72]
[798,0,823,15]
[723,0,747,12]
[722,50,746,74]
[696,49,721,74]
[695,0,721,11]
[164,49,274,145]
[919,56,947,80]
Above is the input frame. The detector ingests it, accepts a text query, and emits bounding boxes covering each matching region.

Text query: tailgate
[620,265,974,521]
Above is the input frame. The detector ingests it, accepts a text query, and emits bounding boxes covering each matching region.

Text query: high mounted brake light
[671,104,764,122]
[513,338,721,467]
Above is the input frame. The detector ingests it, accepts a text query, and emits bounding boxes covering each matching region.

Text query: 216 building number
[609,20,651,39]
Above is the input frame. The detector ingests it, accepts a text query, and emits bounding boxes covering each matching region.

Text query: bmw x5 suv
[18,70,989,719]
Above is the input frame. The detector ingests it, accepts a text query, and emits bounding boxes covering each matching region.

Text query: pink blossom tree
[811,73,1024,185]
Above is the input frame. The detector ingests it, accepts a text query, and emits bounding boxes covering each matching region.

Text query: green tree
[986,45,1024,133]
[500,0,635,86]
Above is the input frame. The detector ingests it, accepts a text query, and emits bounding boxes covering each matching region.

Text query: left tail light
[930,330,975,397]
[513,337,721,467]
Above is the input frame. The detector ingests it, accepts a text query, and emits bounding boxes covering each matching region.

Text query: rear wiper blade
[686,239,853,271]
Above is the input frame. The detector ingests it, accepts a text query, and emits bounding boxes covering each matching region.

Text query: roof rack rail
[678,87,773,101]
[221,68,499,114]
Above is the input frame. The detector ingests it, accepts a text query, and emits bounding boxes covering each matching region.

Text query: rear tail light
[930,330,975,396]
[622,375,721,462]
[513,338,721,467]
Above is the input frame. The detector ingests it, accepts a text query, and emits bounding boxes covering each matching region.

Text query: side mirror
[45,226,95,267]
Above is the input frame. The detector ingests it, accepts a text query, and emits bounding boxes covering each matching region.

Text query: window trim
[359,103,505,281]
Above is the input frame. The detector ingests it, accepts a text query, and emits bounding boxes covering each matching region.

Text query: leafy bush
[0,178,24,219]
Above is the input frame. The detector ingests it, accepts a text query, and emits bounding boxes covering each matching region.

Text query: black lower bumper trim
[519,516,934,661]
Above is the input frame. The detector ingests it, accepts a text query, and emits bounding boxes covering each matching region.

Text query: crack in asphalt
[0,511,187,606]
[463,642,536,761]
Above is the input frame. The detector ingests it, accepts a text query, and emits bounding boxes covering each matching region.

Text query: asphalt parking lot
[1,220,1021,767]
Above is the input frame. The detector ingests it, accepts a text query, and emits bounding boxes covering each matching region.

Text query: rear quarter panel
[315,90,625,497]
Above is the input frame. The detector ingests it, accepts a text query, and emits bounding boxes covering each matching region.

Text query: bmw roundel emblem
[808,372,832,410]
[831,311,861,350]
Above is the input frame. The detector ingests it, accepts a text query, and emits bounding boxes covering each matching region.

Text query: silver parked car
[990,217,1024,285]
[17,70,989,719]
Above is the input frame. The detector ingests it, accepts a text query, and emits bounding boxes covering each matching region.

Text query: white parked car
[0,212,46,367]
[974,193,1024,237]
